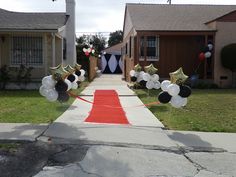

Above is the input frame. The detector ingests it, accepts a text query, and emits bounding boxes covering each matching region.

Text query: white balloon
[87,48,91,53]
[46,89,58,102]
[146,81,154,89]
[143,73,151,81]
[161,80,171,91]
[151,74,159,82]
[71,82,78,90]
[154,81,161,89]
[139,71,145,76]
[92,49,95,54]
[129,70,135,77]
[78,76,85,82]
[39,85,50,97]
[83,48,87,52]
[170,95,185,108]
[182,98,188,106]
[64,79,72,91]
[208,44,213,51]
[80,69,85,76]
[42,75,56,89]
[134,72,139,77]
[167,84,180,96]
[137,76,143,83]
[205,51,211,58]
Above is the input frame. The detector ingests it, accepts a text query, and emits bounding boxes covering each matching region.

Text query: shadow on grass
[148,105,169,113]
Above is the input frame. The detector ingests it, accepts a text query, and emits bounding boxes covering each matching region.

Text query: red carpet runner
[85,90,130,125]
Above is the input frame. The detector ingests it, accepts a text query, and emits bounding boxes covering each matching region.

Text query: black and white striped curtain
[102,54,123,74]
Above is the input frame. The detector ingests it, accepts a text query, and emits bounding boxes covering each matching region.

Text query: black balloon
[179,85,191,98]
[57,92,70,102]
[75,70,81,76]
[55,80,68,92]
[139,80,147,87]
[158,91,172,104]
[67,74,76,82]
[131,76,137,82]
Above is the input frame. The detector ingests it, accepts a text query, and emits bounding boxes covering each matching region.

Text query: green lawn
[0,81,89,123]
[135,89,236,132]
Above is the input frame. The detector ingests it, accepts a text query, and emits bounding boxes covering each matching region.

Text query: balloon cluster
[83,45,95,57]
[39,63,85,103]
[158,68,191,108]
[130,64,160,89]
[198,42,213,62]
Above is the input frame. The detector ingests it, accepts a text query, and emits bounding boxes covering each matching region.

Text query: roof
[126,4,236,31]
[103,42,123,54]
[0,8,67,31]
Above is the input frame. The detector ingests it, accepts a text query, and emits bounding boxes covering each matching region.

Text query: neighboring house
[122,4,236,87]
[101,42,123,74]
[0,0,76,81]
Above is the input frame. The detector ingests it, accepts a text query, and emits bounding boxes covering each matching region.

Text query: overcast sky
[0,0,236,37]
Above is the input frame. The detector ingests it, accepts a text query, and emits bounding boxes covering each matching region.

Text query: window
[129,36,132,58]
[139,36,145,60]
[139,36,159,61]
[11,36,43,66]
[147,36,159,60]
[63,38,67,60]
[125,43,128,55]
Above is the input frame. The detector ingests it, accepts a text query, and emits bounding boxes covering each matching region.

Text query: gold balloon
[169,67,188,84]
[134,64,142,72]
[74,63,82,71]
[64,65,75,74]
[144,64,158,75]
[50,64,69,81]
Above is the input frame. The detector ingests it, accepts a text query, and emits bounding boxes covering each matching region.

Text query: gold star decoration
[134,64,142,72]
[50,64,69,81]
[74,63,82,71]
[64,65,75,74]
[169,67,188,84]
[144,64,158,75]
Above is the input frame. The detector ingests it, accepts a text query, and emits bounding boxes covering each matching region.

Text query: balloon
[170,95,185,108]
[146,81,154,89]
[143,73,151,81]
[131,76,137,82]
[80,69,85,76]
[46,89,58,102]
[71,82,78,90]
[92,49,95,54]
[42,75,56,89]
[129,70,135,77]
[199,52,205,61]
[134,72,139,77]
[139,80,147,87]
[161,80,171,91]
[87,48,91,53]
[169,67,188,84]
[179,85,192,98]
[39,85,50,97]
[55,80,68,92]
[158,91,172,103]
[151,74,159,82]
[208,44,213,51]
[204,51,211,58]
[57,92,70,103]
[78,76,85,82]
[67,74,76,82]
[85,51,90,56]
[64,79,72,91]
[74,74,79,82]
[167,84,180,96]
[154,81,161,89]
[137,75,143,82]
[83,48,87,52]
[75,70,81,77]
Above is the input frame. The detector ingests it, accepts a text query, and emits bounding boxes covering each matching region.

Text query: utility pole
[167,0,171,4]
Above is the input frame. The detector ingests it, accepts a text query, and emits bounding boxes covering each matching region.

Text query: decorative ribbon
[68,91,160,109]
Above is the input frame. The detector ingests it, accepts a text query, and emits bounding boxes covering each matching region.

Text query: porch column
[44,34,48,75]
[204,35,208,79]
[52,33,56,67]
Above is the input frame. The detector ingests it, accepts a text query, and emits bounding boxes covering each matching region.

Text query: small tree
[221,43,236,87]
[108,30,123,47]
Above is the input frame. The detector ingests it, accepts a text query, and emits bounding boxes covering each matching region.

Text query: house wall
[214,22,236,87]
[123,9,133,39]
[0,32,63,81]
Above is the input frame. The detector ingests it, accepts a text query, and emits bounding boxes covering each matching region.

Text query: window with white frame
[11,36,43,66]
[139,36,159,61]
[147,36,159,60]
